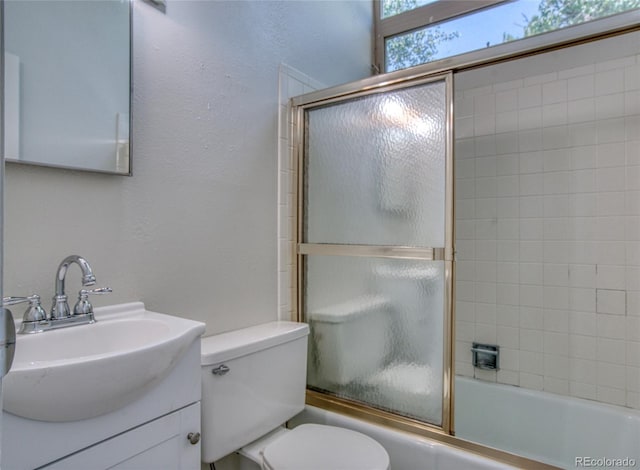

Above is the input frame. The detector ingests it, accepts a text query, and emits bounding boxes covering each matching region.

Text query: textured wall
[3,0,371,335]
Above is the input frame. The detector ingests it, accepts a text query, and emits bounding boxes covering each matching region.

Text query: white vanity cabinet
[2,303,205,470]
[43,403,201,470]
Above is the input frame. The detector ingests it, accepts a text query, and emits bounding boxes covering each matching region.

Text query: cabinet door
[43,402,201,470]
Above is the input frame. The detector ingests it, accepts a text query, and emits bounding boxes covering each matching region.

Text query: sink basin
[3,302,205,422]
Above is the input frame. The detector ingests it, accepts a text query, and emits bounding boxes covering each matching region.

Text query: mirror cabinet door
[4,0,131,175]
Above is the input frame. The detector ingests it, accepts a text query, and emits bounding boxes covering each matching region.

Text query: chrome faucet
[5,255,112,334]
[51,255,97,319]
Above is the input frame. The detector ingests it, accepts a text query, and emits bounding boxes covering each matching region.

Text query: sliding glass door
[294,73,453,431]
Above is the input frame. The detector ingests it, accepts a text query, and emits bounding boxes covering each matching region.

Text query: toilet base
[211,451,261,470]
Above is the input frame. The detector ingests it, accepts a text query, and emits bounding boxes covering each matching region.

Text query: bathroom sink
[3,302,205,422]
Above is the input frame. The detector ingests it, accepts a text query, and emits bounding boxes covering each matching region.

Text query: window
[381,0,438,19]
[377,0,640,72]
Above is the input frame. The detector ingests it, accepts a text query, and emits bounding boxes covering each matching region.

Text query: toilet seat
[261,424,390,470]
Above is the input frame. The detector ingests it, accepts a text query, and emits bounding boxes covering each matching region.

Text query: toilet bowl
[200,321,390,469]
[364,362,442,424]
[373,261,444,363]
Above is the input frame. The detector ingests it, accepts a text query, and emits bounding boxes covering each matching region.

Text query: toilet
[200,321,390,470]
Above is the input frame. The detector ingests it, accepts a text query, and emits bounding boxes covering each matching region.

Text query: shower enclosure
[290,18,640,469]
[293,73,454,432]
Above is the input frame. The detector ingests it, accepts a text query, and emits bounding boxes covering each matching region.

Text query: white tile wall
[277,64,324,321]
[455,31,640,409]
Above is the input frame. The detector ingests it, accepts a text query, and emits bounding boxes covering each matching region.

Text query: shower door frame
[291,71,456,436]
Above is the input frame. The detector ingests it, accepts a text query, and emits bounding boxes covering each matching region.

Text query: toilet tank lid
[308,296,389,324]
[201,321,309,365]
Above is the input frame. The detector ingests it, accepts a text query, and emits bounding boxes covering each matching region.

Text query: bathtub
[455,376,640,469]
[290,405,516,470]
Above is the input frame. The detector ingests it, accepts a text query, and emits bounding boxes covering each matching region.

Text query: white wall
[3,0,372,335]
[454,31,640,408]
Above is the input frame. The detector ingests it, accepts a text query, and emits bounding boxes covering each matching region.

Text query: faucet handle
[3,296,31,306]
[82,287,113,295]
[73,287,112,316]
[3,295,47,323]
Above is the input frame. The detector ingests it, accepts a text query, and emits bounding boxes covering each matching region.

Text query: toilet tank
[308,296,390,386]
[200,321,309,463]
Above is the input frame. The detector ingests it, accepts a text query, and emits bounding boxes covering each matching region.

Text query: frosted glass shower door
[298,74,452,429]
